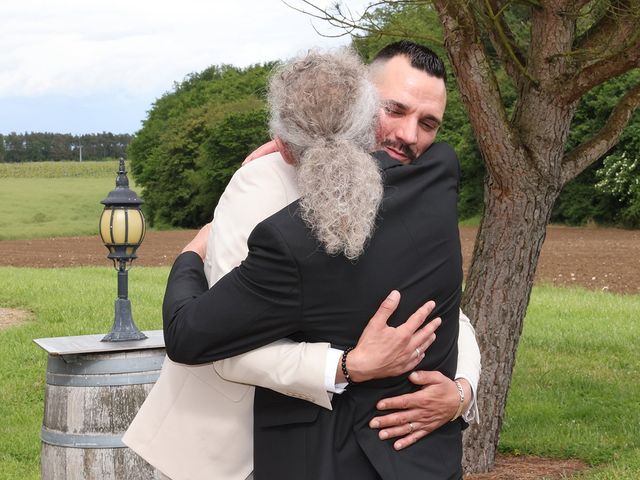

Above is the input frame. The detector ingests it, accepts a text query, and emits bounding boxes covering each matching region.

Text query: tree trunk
[429,1,582,472]
[461,175,560,472]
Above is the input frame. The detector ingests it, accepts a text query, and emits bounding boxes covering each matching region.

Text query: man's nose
[395,119,418,145]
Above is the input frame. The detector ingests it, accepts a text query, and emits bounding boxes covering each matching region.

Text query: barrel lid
[33,330,164,355]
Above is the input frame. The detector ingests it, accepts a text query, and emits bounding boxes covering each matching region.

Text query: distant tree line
[129,5,639,228]
[0,132,132,163]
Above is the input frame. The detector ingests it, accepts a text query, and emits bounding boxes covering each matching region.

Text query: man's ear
[274,137,296,165]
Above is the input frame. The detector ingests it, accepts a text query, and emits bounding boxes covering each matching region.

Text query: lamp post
[99,158,147,342]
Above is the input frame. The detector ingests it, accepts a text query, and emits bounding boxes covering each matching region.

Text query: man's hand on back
[181,224,210,261]
[243,140,279,165]
[342,291,440,383]
[369,373,472,450]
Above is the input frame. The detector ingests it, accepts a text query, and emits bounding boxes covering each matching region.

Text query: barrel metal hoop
[46,351,164,386]
[47,351,165,375]
[41,427,126,449]
[46,370,161,387]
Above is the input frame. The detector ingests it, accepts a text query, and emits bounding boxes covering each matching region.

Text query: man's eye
[420,121,438,131]
[384,105,402,115]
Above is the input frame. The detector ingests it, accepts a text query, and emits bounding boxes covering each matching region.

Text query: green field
[0,161,138,240]
[0,267,638,479]
[0,160,120,178]
[1,161,638,478]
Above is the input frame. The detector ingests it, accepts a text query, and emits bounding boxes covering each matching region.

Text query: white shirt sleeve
[455,309,481,423]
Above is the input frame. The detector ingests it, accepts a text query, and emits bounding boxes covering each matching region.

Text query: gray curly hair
[268,48,383,260]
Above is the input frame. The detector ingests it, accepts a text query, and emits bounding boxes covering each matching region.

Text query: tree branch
[284,1,443,44]
[559,40,640,103]
[480,0,534,83]
[561,80,640,185]
[575,0,640,53]
[432,0,519,185]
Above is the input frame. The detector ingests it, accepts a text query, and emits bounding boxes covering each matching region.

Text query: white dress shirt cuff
[455,374,479,424]
[325,348,347,394]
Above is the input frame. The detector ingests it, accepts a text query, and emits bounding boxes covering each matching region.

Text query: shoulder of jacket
[233,153,296,188]
[429,141,457,157]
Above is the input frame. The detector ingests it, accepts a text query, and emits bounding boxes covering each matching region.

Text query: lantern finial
[115,157,129,189]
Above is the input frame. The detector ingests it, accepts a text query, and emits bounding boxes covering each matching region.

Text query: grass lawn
[0,266,168,479]
[0,160,138,241]
[500,285,640,478]
[0,267,638,479]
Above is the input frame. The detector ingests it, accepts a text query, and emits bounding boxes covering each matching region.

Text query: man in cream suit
[123,150,466,479]
[124,150,459,479]
[125,43,481,479]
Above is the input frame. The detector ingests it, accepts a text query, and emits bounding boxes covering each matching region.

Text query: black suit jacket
[164,143,463,479]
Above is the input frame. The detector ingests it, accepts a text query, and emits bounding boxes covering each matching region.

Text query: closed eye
[382,100,406,116]
[420,120,439,131]
[420,116,441,131]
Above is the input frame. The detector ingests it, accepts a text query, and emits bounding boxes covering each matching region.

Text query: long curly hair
[268,48,383,260]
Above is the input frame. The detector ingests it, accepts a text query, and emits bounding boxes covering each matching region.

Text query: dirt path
[1,225,638,294]
[0,307,32,330]
[465,455,589,479]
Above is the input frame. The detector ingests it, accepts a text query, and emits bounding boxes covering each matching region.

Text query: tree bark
[461,178,560,471]
[432,0,573,473]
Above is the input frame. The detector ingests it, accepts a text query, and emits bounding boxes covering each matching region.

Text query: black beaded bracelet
[341,346,356,386]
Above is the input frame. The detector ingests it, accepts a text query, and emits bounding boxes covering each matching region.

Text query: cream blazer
[123,153,481,480]
[123,154,332,480]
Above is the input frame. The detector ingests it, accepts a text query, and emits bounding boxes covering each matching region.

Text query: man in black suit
[243,41,479,450]
[164,48,465,479]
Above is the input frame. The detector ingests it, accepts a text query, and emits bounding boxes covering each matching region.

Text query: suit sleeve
[202,157,333,408]
[214,340,333,410]
[204,153,297,285]
[163,220,303,364]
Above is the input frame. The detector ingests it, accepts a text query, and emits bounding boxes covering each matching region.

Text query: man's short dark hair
[372,40,447,82]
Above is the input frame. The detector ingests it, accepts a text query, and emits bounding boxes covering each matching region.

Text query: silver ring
[408,422,414,433]
[415,348,421,357]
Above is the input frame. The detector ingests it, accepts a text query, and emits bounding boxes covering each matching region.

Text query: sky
[0,0,370,135]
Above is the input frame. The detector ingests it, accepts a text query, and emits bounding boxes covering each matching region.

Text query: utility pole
[79,144,83,162]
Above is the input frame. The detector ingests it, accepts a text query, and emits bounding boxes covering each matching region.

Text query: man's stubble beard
[379,139,417,163]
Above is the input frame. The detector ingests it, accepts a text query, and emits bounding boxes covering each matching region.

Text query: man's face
[373,55,447,164]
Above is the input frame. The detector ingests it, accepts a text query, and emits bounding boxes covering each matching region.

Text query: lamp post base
[101,298,148,342]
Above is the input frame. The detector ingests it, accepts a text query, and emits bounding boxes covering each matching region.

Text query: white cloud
[0,0,371,133]
[0,0,368,98]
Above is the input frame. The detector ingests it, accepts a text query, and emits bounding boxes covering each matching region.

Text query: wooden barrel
[41,347,166,480]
